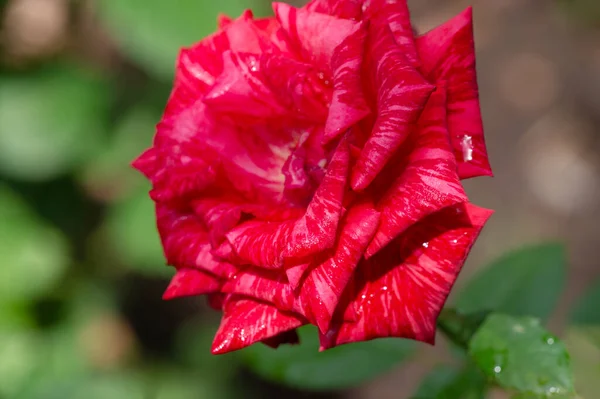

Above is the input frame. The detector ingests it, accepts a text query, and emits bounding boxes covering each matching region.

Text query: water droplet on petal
[382,286,388,291]
[422,242,429,248]
[461,135,474,162]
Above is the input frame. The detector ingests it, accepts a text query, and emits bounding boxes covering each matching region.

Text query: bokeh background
[1,0,599,398]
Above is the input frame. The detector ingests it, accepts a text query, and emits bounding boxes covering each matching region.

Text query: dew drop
[422,242,429,248]
[361,294,366,300]
[382,286,388,291]
[493,366,502,374]
[461,135,474,162]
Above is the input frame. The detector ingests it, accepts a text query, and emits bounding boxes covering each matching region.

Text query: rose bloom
[133,0,493,354]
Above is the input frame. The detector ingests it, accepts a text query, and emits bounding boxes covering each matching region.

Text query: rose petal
[273,2,360,71]
[204,51,288,118]
[366,86,468,257]
[284,136,350,259]
[163,268,222,300]
[323,21,371,143]
[167,10,263,113]
[260,53,331,122]
[416,7,492,179]
[225,220,296,269]
[321,203,493,349]
[351,20,434,191]
[304,0,363,20]
[363,0,419,67]
[157,204,237,278]
[285,262,311,289]
[301,201,381,333]
[211,295,305,354]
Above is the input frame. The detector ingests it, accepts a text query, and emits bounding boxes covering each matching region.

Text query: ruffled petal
[321,203,493,349]
[284,136,350,259]
[211,295,305,354]
[300,201,380,333]
[224,137,349,268]
[351,20,434,191]
[225,220,296,269]
[163,268,222,300]
[260,54,331,122]
[416,7,492,179]
[157,205,237,278]
[363,0,419,67]
[366,87,468,257]
[167,10,265,113]
[323,21,371,142]
[204,51,288,118]
[304,0,363,20]
[273,2,360,71]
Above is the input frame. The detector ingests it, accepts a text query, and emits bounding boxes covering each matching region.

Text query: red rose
[133,0,493,354]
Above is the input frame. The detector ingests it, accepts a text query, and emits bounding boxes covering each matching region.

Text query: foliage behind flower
[133,0,493,354]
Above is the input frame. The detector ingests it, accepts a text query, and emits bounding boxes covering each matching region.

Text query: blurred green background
[0,0,599,398]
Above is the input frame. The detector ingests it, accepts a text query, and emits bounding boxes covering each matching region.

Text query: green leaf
[455,243,566,322]
[0,64,109,181]
[570,278,600,326]
[102,186,169,276]
[0,186,70,303]
[412,364,487,399]
[95,0,271,80]
[243,325,416,391]
[569,279,600,348]
[468,314,574,397]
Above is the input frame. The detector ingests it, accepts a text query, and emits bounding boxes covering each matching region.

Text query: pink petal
[211,295,305,354]
[217,14,234,29]
[321,203,493,349]
[273,2,360,71]
[323,21,371,143]
[285,262,311,289]
[283,136,350,259]
[199,139,345,269]
[366,86,468,257]
[304,0,363,20]
[157,205,237,278]
[192,196,245,246]
[363,0,419,67]
[222,267,295,310]
[204,51,288,118]
[260,53,331,122]
[226,220,295,269]
[416,7,492,179]
[300,201,380,333]
[163,268,222,300]
[167,10,267,113]
[207,293,226,310]
[351,20,434,191]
